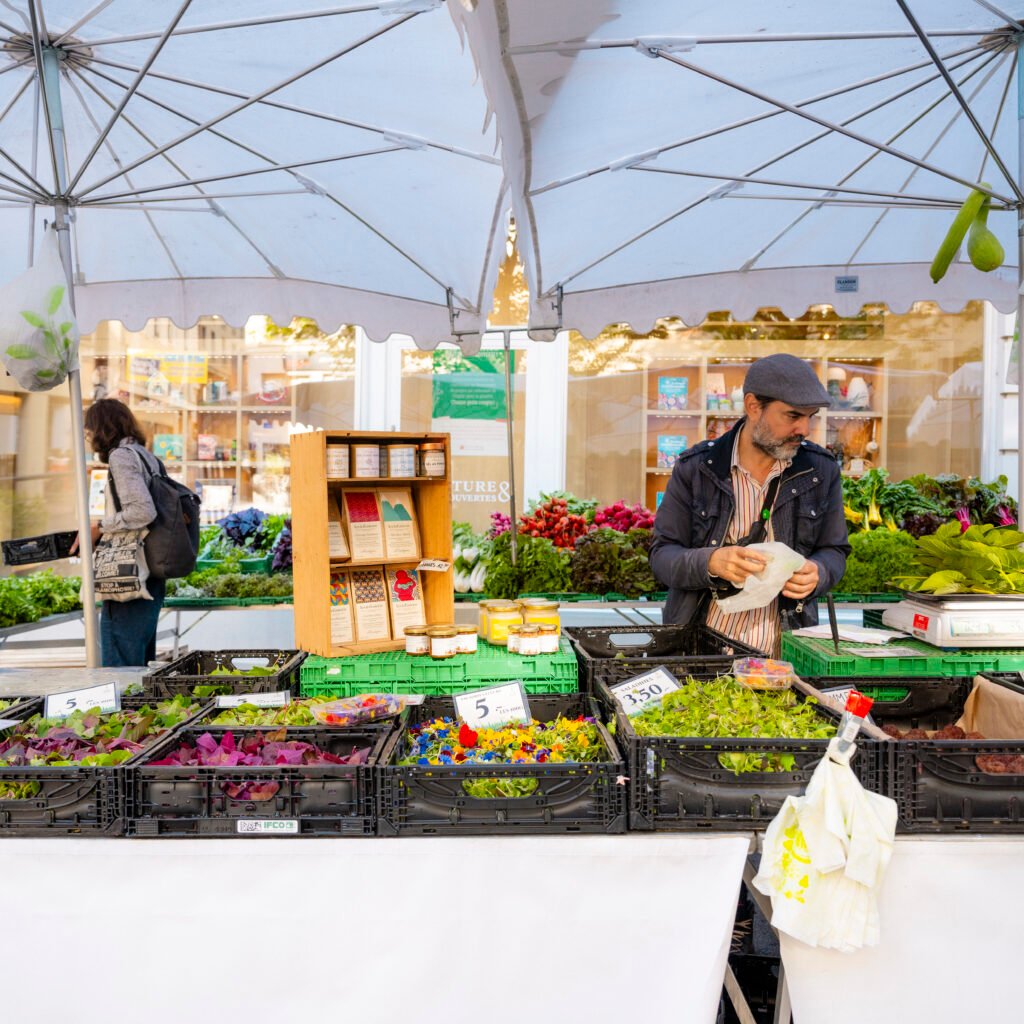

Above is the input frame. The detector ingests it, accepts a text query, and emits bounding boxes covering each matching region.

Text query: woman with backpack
[79,398,167,667]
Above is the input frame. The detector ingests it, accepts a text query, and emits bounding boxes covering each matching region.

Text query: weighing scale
[882,592,1024,648]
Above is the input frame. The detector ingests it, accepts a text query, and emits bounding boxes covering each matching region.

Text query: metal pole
[1017,37,1024,512]
[42,47,100,667]
[502,330,517,565]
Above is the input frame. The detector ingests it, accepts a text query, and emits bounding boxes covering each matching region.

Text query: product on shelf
[657,434,688,468]
[380,487,420,560]
[326,444,349,478]
[386,566,425,638]
[329,571,354,645]
[657,375,689,411]
[343,490,385,561]
[197,434,218,461]
[327,494,350,561]
[350,568,390,642]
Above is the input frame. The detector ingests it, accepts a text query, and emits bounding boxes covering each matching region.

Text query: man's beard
[751,419,804,462]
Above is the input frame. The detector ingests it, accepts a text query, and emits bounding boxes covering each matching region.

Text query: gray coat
[101,439,159,533]
[649,419,850,630]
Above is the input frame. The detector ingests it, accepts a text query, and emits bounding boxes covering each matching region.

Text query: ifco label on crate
[454,681,531,727]
[45,682,120,719]
[215,691,291,709]
[610,667,679,716]
[236,819,299,835]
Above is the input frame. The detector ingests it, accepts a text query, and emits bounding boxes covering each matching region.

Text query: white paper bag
[714,541,806,614]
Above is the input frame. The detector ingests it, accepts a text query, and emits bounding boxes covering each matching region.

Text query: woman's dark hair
[84,398,147,462]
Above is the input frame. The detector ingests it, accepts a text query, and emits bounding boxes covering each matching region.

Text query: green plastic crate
[300,639,578,697]
[828,592,903,604]
[164,595,292,609]
[782,633,1024,679]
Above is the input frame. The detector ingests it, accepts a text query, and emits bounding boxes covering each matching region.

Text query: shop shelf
[890,675,1024,833]
[1,530,77,566]
[144,649,307,698]
[567,624,763,693]
[596,678,886,831]
[781,634,1024,678]
[126,724,391,837]
[377,693,627,835]
[298,639,578,697]
[803,677,969,719]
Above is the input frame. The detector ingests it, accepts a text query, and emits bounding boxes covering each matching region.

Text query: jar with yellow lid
[427,626,459,660]
[404,625,430,656]
[477,600,495,639]
[486,601,522,646]
[518,624,542,657]
[522,599,560,629]
[455,624,478,655]
[506,624,523,654]
[538,623,560,654]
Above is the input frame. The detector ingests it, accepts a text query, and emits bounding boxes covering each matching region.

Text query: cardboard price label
[454,682,531,728]
[215,691,291,709]
[416,559,451,573]
[45,682,120,720]
[610,667,680,716]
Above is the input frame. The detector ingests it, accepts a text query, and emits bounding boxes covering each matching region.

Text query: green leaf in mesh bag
[46,285,65,315]
[19,311,44,328]
[6,345,37,360]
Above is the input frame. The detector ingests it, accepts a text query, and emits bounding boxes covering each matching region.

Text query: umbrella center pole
[502,330,518,566]
[1017,36,1024,513]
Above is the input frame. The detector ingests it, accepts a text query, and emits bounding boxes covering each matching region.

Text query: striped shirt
[705,431,785,656]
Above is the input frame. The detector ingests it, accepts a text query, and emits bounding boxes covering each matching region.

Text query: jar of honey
[522,599,560,629]
[404,625,430,656]
[506,624,523,654]
[456,624,478,655]
[486,601,522,646]
[427,626,459,659]
[518,624,542,657]
[538,623,560,654]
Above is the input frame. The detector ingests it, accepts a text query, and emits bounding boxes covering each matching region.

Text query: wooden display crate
[290,430,454,656]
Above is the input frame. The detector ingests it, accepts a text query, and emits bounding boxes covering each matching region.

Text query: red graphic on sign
[345,492,379,523]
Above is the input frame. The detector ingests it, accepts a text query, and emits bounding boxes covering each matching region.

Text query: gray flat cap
[743,353,832,408]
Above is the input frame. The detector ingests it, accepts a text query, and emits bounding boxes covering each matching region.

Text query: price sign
[236,820,299,835]
[454,682,531,728]
[0,718,21,731]
[416,559,452,573]
[215,691,291,709]
[402,694,426,706]
[45,682,120,720]
[610,667,679,716]
[819,686,853,712]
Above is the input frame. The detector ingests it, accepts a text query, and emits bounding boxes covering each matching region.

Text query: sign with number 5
[454,681,531,728]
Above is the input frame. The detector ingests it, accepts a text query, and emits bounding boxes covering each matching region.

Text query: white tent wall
[984,307,1020,489]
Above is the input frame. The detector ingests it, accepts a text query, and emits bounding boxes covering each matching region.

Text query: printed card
[343,490,385,561]
[350,568,390,642]
[329,571,354,645]
[386,567,425,638]
[379,488,420,561]
[327,493,350,561]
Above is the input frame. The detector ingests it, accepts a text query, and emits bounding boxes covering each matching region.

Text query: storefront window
[567,302,985,510]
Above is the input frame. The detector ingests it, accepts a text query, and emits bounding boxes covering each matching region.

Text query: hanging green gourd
[966,195,1005,272]
[930,184,1004,282]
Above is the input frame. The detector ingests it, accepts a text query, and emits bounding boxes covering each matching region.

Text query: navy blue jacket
[649,419,850,629]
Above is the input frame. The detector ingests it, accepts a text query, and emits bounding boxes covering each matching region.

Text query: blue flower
[417,757,429,766]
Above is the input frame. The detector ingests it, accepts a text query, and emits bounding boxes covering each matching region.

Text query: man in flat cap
[650,353,849,655]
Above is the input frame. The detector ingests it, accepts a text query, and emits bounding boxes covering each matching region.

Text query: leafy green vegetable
[483,531,571,599]
[835,529,917,594]
[0,571,82,628]
[891,522,1024,594]
[570,528,656,597]
[210,697,332,728]
[629,677,835,774]
[525,491,598,520]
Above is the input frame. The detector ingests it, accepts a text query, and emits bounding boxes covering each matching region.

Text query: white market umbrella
[0,0,506,664]
[455,1,1024,497]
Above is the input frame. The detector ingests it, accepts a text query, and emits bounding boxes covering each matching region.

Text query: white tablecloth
[781,836,1023,1023]
[0,834,749,1024]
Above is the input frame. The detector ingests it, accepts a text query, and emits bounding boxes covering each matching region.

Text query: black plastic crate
[804,677,969,719]
[1,530,77,566]
[144,649,307,698]
[597,677,885,831]
[0,695,207,836]
[891,675,1024,833]
[566,624,763,692]
[127,724,390,837]
[0,696,41,720]
[377,693,627,836]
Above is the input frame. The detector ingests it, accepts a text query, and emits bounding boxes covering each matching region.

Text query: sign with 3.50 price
[454,681,531,728]
[609,667,679,717]
[215,691,290,709]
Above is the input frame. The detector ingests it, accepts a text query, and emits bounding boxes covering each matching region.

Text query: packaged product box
[657,434,687,469]
[153,434,183,461]
[197,434,218,461]
[386,566,426,638]
[350,568,390,642]
[327,493,350,561]
[657,375,689,411]
[342,489,385,561]
[379,487,420,561]
[329,571,355,646]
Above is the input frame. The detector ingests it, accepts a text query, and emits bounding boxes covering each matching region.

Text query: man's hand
[782,559,819,600]
[708,545,769,586]
[69,523,102,556]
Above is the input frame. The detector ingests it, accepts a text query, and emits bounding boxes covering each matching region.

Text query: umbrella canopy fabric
[458,1,1024,338]
[0,0,505,347]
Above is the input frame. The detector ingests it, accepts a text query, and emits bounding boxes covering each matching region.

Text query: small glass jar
[326,444,349,478]
[477,600,493,639]
[518,624,542,657]
[456,624,478,655]
[538,623,560,654]
[522,599,560,629]
[404,625,430,656]
[427,626,459,659]
[386,444,418,478]
[351,444,380,478]
[486,601,522,646]
[419,442,446,478]
[506,624,523,654]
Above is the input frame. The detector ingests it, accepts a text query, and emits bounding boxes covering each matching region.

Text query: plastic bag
[309,694,405,727]
[714,541,806,614]
[752,737,897,952]
[0,229,80,392]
